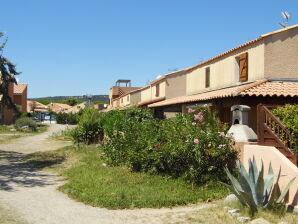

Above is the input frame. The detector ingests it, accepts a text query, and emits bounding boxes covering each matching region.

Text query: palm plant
[224,157,296,216]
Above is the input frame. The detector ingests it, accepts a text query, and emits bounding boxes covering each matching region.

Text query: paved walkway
[0,124,211,224]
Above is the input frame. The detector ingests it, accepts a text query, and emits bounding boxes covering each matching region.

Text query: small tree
[0,31,20,116]
[66,98,80,106]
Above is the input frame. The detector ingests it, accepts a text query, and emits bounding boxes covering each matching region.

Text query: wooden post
[257,104,264,145]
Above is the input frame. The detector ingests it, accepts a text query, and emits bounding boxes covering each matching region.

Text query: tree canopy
[0,31,20,114]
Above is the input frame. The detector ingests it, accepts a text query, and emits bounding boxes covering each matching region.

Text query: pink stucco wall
[242,145,298,205]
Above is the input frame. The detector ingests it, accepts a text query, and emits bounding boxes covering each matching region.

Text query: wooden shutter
[205,67,210,88]
[239,52,248,82]
[155,83,160,97]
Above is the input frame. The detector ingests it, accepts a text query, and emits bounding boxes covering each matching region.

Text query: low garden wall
[242,144,298,206]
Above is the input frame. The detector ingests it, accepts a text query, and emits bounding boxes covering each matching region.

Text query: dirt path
[0,124,72,153]
[0,124,211,224]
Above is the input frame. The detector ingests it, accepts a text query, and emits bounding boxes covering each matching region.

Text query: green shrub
[272,104,298,153]
[56,112,78,125]
[102,106,237,184]
[70,108,103,144]
[14,117,37,131]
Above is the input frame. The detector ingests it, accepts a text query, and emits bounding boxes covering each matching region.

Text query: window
[205,67,210,88]
[237,52,248,82]
[155,83,160,97]
[121,98,123,103]
[127,95,129,101]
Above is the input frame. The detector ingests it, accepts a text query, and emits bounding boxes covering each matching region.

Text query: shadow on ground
[0,150,65,191]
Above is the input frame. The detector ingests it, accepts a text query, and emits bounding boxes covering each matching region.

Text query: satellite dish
[15,78,20,83]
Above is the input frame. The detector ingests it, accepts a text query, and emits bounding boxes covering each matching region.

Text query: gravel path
[0,124,211,224]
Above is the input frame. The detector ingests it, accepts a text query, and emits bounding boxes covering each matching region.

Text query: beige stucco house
[148,24,298,124]
[106,25,298,204]
[108,80,141,110]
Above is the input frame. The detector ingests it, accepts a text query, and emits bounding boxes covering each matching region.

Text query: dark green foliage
[35,99,51,105]
[36,98,83,106]
[55,112,78,124]
[0,31,20,115]
[63,98,82,106]
[31,95,108,104]
[101,106,238,184]
[272,104,298,153]
[14,117,37,131]
[70,108,104,144]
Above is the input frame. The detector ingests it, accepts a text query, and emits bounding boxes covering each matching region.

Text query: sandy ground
[0,124,211,224]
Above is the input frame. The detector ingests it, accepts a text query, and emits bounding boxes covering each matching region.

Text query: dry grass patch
[182,201,298,224]
[0,205,27,224]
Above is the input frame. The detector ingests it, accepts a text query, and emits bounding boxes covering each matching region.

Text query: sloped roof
[241,81,298,97]
[13,84,27,95]
[47,103,72,113]
[148,79,272,108]
[27,100,48,109]
[27,100,48,112]
[65,102,87,114]
[118,87,141,96]
[138,97,166,106]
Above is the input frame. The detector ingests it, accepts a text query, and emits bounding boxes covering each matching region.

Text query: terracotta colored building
[13,83,28,113]
[0,83,28,124]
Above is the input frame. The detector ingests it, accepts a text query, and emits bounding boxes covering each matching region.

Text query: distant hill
[30,95,109,104]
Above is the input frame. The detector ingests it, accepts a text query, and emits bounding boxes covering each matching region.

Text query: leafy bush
[56,112,79,125]
[224,157,295,216]
[102,106,237,184]
[70,108,104,144]
[14,117,37,131]
[272,104,298,152]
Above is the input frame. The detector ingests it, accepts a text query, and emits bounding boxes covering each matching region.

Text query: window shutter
[239,52,248,82]
[205,67,210,88]
[156,84,160,97]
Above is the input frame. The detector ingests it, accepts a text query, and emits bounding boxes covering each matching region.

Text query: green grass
[24,146,229,209]
[24,150,67,169]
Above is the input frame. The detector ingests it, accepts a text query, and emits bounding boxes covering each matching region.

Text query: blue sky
[1,0,297,98]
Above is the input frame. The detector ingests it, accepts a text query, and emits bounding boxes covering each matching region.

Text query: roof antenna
[279,11,290,28]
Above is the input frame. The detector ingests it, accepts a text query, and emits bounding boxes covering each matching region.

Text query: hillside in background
[30,95,109,105]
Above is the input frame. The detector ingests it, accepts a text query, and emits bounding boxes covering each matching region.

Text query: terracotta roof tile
[148,80,298,108]
[13,84,27,95]
[148,80,267,108]
[47,103,72,113]
[240,81,298,97]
